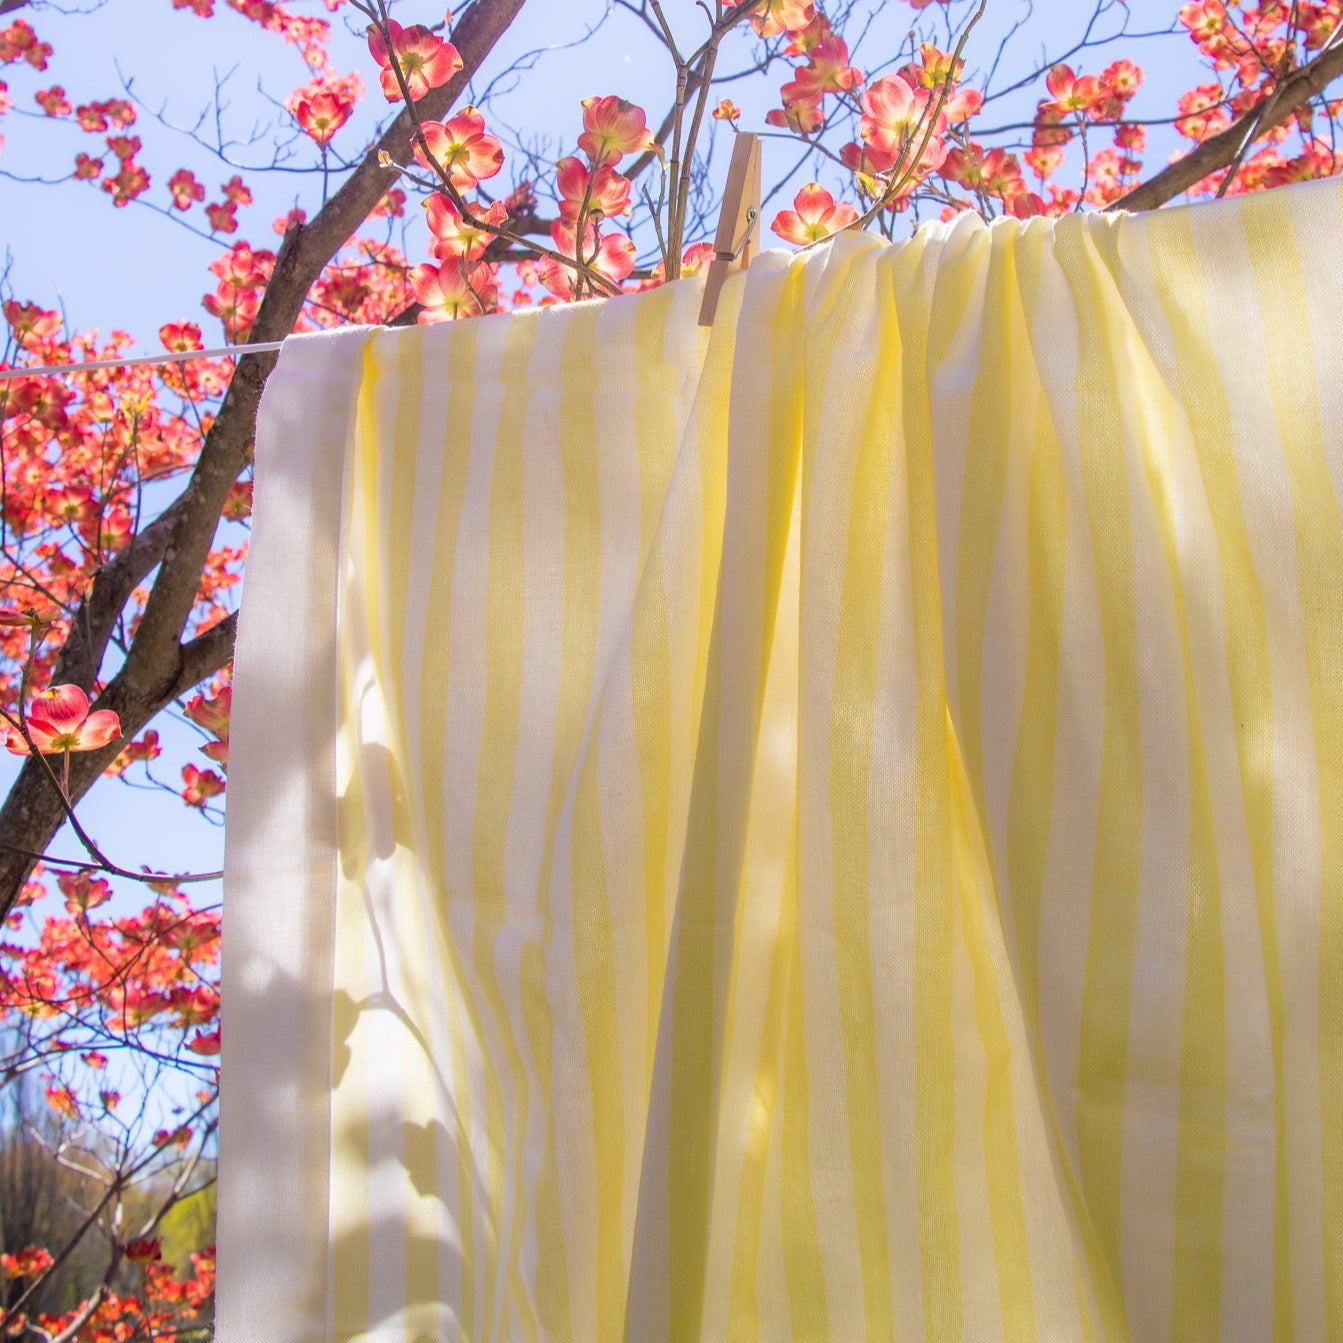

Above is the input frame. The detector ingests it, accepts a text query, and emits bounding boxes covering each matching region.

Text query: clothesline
[0,137,766,382]
[0,340,287,381]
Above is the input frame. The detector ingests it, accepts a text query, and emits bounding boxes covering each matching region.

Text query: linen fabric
[218,175,1343,1341]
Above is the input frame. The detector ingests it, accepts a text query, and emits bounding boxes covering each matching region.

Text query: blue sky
[0,0,1209,924]
[0,1,1206,337]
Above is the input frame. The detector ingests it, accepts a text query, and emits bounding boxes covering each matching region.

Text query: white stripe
[352,634,410,1336]
[440,311,510,1323]
[1192,200,1306,1338]
[1025,244,1102,1203]
[393,322,468,1326]
[591,296,653,1252]
[973,234,1033,950]
[926,217,991,736]
[949,875,998,1340]
[1280,190,1337,1340]
[1116,278,1190,1343]
[861,242,926,1333]
[757,1044,793,1343]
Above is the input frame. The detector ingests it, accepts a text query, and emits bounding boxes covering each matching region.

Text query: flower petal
[28,684,89,735]
[73,710,121,751]
[793,181,835,225]
[366,21,391,67]
[18,722,65,753]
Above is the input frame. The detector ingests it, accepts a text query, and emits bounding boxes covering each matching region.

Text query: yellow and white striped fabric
[218,174,1343,1341]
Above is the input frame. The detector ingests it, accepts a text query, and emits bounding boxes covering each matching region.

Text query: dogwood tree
[1,0,1341,1334]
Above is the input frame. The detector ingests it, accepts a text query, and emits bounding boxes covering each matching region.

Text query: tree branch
[122,0,529,692]
[1111,39,1343,212]
[0,0,531,917]
[173,612,238,697]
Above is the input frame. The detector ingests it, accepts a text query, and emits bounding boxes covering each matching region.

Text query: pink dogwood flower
[367,20,462,102]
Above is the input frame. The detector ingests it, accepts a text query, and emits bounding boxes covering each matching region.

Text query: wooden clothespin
[698,133,762,327]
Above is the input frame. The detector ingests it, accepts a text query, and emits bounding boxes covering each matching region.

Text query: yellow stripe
[411,319,485,1339]
[947,712,1038,1340]
[667,619,722,1340]
[724,815,798,1343]
[724,457,804,1341]
[569,745,624,1341]
[1000,222,1130,1338]
[381,334,422,802]
[689,298,737,756]
[472,314,545,1341]
[953,226,1014,830]
[781,887,829,1339]
[1004,392,1065,1039]
[552,306,625,1342]
[1075,1266,1101,1343]
[630,289,678,1079]
[828,255,898,1340]
[1246,191,1343,1338]
[891,228,964,1340]
[519,969,570,1343]
[1053,222,1152,1319]
[379,335,449,1332]
[1093,221,1235,1339]
[1149,206,1292,1337]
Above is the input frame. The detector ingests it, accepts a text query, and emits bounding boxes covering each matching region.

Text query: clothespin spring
[717,206,759,265]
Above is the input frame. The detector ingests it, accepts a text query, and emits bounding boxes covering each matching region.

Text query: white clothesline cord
[0,340,287,382]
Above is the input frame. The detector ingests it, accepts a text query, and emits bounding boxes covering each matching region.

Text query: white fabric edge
[215,326,370,1342]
